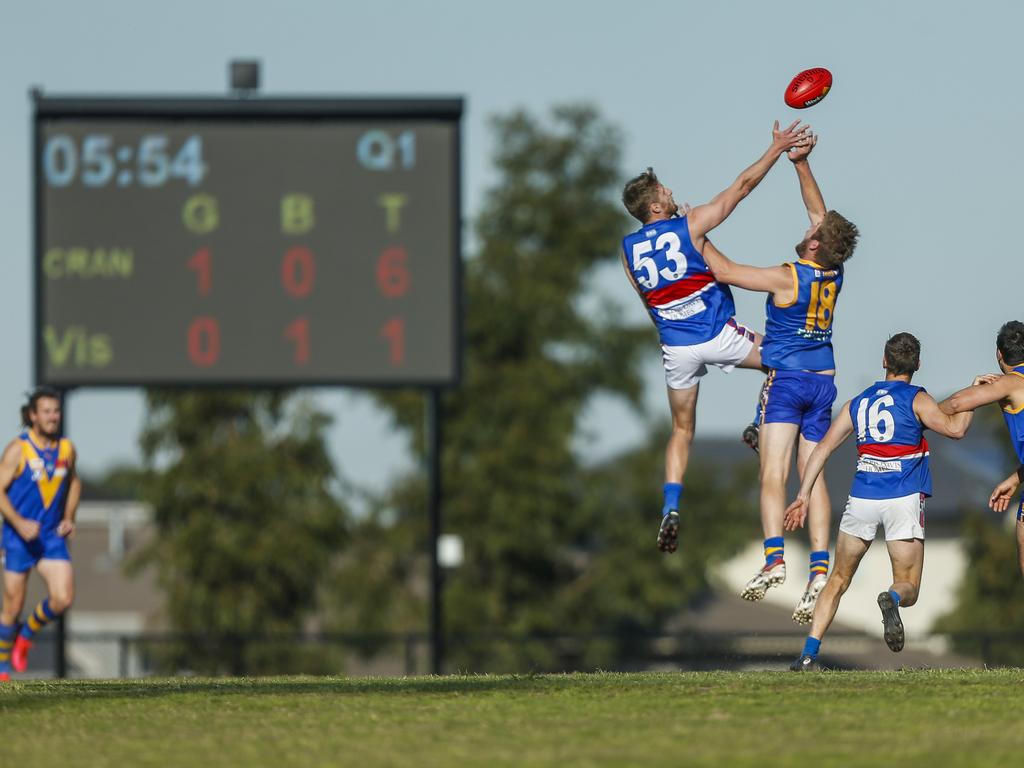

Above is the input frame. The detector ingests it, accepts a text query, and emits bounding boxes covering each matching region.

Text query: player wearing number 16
[620,120,812,555]
[784,334,976,670]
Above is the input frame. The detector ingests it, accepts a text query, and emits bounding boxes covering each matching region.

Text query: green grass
[2,670,1022,767]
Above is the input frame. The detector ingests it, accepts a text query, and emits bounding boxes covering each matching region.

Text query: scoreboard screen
[33,96,462,387]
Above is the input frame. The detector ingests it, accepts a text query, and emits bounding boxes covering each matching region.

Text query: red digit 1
[187,247,211,295]
[188,316,220,366]
[376,247,410,298]
[380,317,404,365]
[282,246,315,298]
[284,317,310,364]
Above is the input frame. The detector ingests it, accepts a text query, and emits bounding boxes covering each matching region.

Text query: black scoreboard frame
[32,92,464,389]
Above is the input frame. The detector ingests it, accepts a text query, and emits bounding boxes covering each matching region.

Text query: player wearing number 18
[701,133,859,623]
[783,334,976,669]
[620,120,812,555]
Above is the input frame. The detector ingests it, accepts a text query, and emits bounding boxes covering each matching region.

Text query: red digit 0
[376,247,410,298]
[188,316,220,366]
[284,317,310,364]
[380,317,404,365]
[187,247,211,295]
[282,246,315,298]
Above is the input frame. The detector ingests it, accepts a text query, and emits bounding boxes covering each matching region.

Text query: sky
[2,0,1023,494]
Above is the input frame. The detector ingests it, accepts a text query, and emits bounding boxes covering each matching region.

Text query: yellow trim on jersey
[1004,371,1024,413]
[19,435,73,510]
[773,263,800,308]
[796,258,840,277]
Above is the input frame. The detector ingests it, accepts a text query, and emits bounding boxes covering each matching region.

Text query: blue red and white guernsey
[1003,365,1024,464]
[761,259,843,371]
[848,380,931,500]
[622,216,736,346]
[3,432,74,540]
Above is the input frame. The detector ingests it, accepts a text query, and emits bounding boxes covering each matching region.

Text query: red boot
[11,635,32,673]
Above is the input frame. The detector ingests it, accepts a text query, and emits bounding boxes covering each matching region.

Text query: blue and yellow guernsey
[1004,365,1024,463]
[4,431,74,538]
[761,259,843,371]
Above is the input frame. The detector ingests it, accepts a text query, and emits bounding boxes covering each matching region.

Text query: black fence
[15,628,1019,679]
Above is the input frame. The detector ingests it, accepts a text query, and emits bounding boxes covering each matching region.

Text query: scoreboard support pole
[55,387,71,679]
[426,387,444,675]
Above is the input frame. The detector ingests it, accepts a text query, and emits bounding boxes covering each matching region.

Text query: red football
[784,68,833,109]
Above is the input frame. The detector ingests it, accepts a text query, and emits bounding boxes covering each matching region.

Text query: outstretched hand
[772,120,813,155]
[989,476,1021,513]
[784,496,808,531]
[788,132,818,162]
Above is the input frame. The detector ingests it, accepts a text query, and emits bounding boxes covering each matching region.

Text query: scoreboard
[33,95,462,387]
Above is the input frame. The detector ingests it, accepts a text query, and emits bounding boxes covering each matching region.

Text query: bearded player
[700,133,859,622]
[0,388,79,680]
[785,334,975,669]
[939,321,1024,572]
[621,120,811,554]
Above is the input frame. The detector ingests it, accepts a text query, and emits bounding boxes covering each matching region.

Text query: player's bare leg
[735,333,765,452]
[808,533,870,642]
[0,571,28,681]
[742,422,799,600]
[792,532,870,670]
[659,384,699,553]
[1,571,28,627]
[877,538,924,652]
[12,559,74,672]
[792,436,832,623]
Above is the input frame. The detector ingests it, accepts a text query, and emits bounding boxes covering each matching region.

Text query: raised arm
[0,440,39,542]
[939,374,1019,414]
[784,403,854,530]
[702,239,795,298]
[687,120,811,243]
[788,135,826,227]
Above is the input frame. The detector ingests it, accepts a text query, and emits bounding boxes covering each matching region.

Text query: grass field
[2,670,1022,767]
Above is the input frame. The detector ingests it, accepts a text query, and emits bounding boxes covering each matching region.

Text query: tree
[351,105,755,672]
[130,391,348,674]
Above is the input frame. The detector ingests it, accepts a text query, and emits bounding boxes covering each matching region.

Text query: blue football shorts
[759,370,838,442]
[2,526,71,574]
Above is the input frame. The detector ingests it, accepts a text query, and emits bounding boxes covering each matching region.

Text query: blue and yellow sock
[810,550,829,580]
[802,635,822,659]
[888,589,901,607]
[662,483,683,517]
[19,600,57,641]
[764,536,784,565]
[0,622,16,673]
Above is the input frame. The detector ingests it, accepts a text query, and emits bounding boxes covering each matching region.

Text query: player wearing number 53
[699,134,859,624]
[784,334,976,670]
[620,120,812,557]
[0,388,80,681]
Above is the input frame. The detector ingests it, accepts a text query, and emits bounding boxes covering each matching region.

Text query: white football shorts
[661,318,757,390]
[839,492,926,541]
